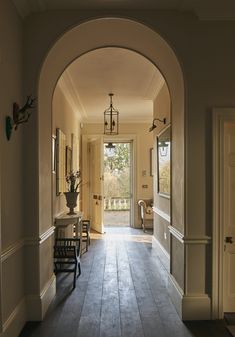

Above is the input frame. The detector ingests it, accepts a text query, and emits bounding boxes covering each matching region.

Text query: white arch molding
[38,17,185,233]
[37,17,185,316]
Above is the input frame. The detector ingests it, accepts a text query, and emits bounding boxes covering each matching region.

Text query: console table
[54,212,83,256]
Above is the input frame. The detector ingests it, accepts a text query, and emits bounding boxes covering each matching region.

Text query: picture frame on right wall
[157,125,171,197]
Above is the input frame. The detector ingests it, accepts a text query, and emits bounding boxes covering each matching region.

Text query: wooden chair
[82,220,91,253]
[54,238,81,289]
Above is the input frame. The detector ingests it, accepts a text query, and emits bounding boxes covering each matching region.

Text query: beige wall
[152,83,172,261]
[153,82,185,292]
[0,7,232,327]
[21,12,226,320]
[52,83,82,216]
[82,123,153,227]
[22,10,235,237]
[0,0,26,335]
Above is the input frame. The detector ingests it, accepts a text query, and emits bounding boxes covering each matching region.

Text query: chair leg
[78,261,81,276]
[86,235,89,252]
[73,264,77,289]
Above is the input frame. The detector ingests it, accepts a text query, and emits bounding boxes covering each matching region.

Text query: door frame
[212,108,235,319]
[103,136,135,228]
[82,134,137,228]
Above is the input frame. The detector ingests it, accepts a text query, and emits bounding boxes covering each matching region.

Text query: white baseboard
[168,274,211,320]
[2,298,27,337]
[27,274,56,321]
[41,274,56,318]
[152,236,170,272]
[182,295,211,320]
[168,274,184,318]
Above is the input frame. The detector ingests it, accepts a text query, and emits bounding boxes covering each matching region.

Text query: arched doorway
[35,17,185,319]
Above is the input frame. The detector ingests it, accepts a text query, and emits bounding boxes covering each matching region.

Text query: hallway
[20,229,229,337]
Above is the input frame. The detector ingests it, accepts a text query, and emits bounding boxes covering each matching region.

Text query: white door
[223,121,235,312]
[89,136,104,234]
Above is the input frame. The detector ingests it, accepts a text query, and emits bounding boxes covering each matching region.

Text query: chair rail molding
[25,226,55,246]
[153,206,171,223]
[1,239,25,262]
[1,227,55,262]
[168,225,211,244]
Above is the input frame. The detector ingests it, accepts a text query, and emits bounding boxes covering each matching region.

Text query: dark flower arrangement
[66,170,82,192]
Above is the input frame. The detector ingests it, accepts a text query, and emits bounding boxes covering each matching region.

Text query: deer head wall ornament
[6,96,36,140]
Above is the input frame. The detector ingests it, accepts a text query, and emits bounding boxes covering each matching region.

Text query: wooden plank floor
[20,227,230,337]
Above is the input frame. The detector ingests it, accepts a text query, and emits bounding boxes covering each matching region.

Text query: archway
[37,17,185,318]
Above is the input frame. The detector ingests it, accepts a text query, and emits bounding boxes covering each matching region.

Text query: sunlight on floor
[90,226,153,243]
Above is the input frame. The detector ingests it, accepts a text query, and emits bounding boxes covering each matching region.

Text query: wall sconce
[105,142,116,157]
[149,118,166,132]
[6,95,36,140]
[159,140,169,157]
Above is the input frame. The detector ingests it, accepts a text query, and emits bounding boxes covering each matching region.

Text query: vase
[64,192,79,215]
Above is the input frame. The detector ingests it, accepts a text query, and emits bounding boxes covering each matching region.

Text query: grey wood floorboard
[20,228,231,337]
[100,241,121,337]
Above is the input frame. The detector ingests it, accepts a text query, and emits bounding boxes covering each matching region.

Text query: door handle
[225,236,233,244]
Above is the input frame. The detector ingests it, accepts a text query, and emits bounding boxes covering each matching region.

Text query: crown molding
[11,1,235,21]
[12,0,46,18]
[12,0,30,18]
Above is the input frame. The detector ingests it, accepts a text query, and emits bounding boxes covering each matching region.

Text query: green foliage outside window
[104,143,131,198]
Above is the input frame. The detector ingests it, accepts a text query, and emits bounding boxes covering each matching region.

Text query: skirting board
[2,298,27,337]
[152,236,170,272]
[27,274,56,321]
[168,275,211,320]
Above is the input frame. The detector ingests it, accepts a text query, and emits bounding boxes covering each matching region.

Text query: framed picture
[150,147,154,176]
[66,146,72,175]
[52,135,56,174]
[56,128,66,195]
[157,125,171,197]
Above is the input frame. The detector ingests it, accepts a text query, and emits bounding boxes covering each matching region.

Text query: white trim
[168,225,184,243]
[183,236,211,244]
[168,274,211,320]
[25,226,55,246]
[168,225,211,245]
[1,227,55,262]
[40,274,56,318]
[168,274,184,318]
[1,239,24,262]
[153,206,171,223]
[104,136,137,229]
[152,235,170,272]
[3,298,26,335]
[182,294,211,320]
[169,273,184,296]
[212,108,235,319]
[39,226,55,244]
[27,274,56,321]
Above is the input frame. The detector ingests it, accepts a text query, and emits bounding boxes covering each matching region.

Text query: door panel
[89,136,104,234]
[223,122,235,311]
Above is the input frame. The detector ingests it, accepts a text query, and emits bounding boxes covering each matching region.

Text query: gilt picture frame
[66,146,72,175]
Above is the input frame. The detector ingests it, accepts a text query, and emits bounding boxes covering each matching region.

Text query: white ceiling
[57,48,164,124]
[12,0,235,20]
